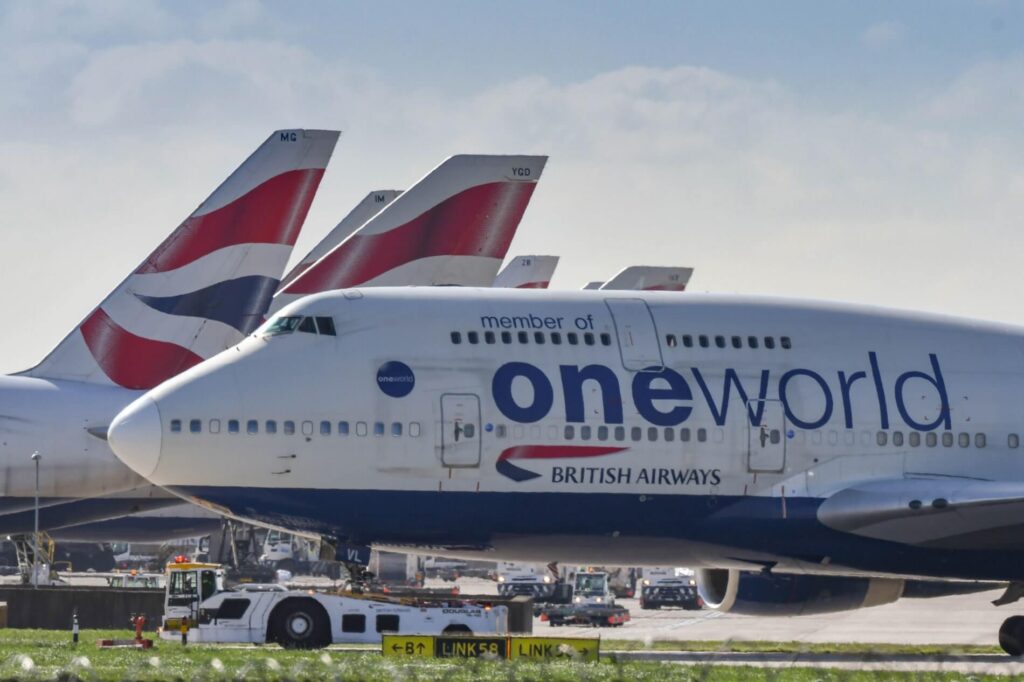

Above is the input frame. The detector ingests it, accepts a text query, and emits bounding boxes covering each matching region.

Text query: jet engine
[695,569,904,616]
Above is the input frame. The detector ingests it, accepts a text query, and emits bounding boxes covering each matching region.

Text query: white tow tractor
[159,561,508,648]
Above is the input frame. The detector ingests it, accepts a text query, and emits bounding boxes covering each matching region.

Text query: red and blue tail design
[270,155,547,314]
[496,445,627,482]
[24,129,339,389]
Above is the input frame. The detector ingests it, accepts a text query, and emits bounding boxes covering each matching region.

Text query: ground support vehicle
[158,561,507,648]
[638,567,703,610]
[496,562,557,600]
[538,570,630,627]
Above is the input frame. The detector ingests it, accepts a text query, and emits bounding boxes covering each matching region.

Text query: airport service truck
[159,561,507,648]
[496,562,558,599]
[539,570,630,627]
[637,567,703,610]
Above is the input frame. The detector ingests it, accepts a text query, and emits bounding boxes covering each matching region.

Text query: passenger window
[301,421,313,436]
[495,424,507,438]
[513,425,524,439]
[584,333,595,346]
[320,421,331,436]
[666,334,677,347]
[567,332,579,345]
[484,331,496,344]
[190,419,201,434]
[909,432,920,447]
[501,331,512,344]
[315,317,336,336]
[338,421,348,436]
[564,425,574,440]
[597,426,608,441]
[681,428,691,442]
[391,422,402,437]
[747,336,759,349]
[247,420,258,435]
[926,432,937,447]
[877,431,887,446]
[892,431,903,446]
[600,333,612,346]
[580,425,591,441]
[170,419,181,433]
[518,331,529,344]
[265,420,277,435]
[664,428,675,442]
[551,332,562,345]
[1010,434,1020,449]
[698,335,709,348]
[342,614,366,633]
[731,336,742,349]
[228,420,239,434]
[298,317,317,334]
[534,331,545,345]
[976,433,986,448]
[284,421,295,435]
[631,427,642,442]
[410,422,421,438]
[614,426,625,441]
[714,335,726,349]
[467,331,479,345]
[781,336,792,349]
[209,419,221,434]
[647,427,658,442]
[941,432,953,447]
[355,422,367,437]
[958,432,969,448]
[376,614,400,633]
[374,422,384,437]
[697,428,707,442]
[764,337,776,349]
[682,335,693,348]
[451,331,461,344]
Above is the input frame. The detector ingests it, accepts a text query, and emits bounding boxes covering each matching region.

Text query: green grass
[0,629,1008,681]
[602,639,1003,655]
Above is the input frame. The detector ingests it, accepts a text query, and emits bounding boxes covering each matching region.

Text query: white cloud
[862,21,905,50]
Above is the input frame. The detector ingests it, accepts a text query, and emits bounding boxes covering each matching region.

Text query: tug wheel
[269,598,330,649]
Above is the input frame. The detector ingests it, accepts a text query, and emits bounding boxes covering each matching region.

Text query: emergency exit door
[747,399,786,472]
[605,299,664,371]
[440,393,482,467]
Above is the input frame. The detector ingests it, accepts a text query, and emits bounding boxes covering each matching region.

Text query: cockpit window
[264,316,302,335]
[298,317,317,334]
[315,317,336,336]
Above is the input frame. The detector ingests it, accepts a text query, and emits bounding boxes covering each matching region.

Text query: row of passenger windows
[666,334,792,350]
[170,419,421,438]
[879,430,987,448]
[451,330,613,347]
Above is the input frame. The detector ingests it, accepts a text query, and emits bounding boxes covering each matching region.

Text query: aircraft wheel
[270,599,331,649]
[999,616,1024,656]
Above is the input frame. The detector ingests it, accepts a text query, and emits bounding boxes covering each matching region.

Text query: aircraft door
[605,299,664,371]
[747,399,786,472]
[440,393,482,467]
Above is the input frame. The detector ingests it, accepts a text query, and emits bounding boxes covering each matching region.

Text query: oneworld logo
[377,361,415,398]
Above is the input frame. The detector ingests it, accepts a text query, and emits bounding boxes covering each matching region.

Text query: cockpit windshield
[262,316,337,337]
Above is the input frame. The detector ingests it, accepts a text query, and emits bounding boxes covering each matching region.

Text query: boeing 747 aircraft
[109,286,1024,654]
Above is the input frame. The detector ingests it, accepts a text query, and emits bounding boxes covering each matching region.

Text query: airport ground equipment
[158,561,508,648]
[539,570,630,627]
[496,562,557,599]
[638,567,702,610]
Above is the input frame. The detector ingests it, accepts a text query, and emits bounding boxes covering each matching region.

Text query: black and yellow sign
[382,634,599,661]
[508,636,599,661]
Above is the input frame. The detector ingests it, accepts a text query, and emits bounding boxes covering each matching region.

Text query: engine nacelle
[695,569,904,616]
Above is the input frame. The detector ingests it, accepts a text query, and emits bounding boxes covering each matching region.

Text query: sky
[3,1,1024,372]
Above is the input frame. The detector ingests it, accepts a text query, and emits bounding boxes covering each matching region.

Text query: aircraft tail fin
[599,266,694,292]
[271,154,547,312]
[493,255,559,288]
[24,129,339,389]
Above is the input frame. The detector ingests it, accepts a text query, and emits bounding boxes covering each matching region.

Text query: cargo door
[747,399,786,472]
[605,299,664,371]
[440,394,482,467]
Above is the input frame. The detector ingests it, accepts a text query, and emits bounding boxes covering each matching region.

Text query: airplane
[110,285,1024,654]
[492,255,559,289]
[12,154,546,541]
[0,129,340,532]
[588,266,693,292]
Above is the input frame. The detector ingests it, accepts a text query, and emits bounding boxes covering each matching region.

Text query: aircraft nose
[108,396,163,479]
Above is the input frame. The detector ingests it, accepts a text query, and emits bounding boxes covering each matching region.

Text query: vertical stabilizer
[599,266,693,292]
[271,154,547,313]
[24,129,340,389]
[493,255,559,288]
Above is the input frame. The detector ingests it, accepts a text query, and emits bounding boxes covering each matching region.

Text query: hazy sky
[3,1,1024,373]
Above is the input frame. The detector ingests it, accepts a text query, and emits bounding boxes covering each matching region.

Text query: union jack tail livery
[492,255,559,289]
[24,129,340,389]
[270,154,547,313]
[278,189,402,290]
[600,266,693,291]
